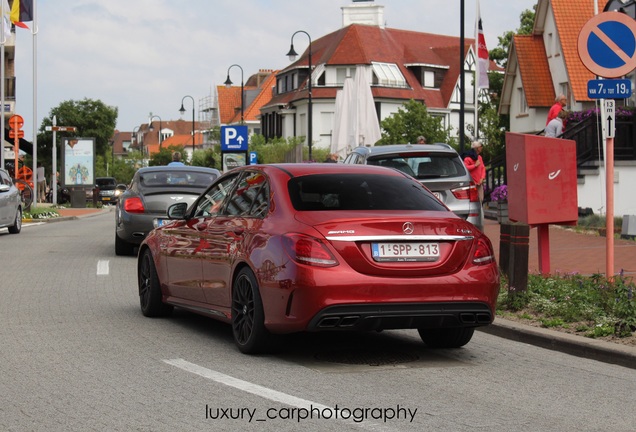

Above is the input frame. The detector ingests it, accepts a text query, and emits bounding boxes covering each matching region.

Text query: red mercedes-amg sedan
[138,163,499,354]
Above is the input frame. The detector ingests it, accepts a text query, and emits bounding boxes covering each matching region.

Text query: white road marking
[96,260,110,275]
[164,358,401,431]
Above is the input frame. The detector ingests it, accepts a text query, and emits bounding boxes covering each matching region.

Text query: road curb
[479,318,636,370]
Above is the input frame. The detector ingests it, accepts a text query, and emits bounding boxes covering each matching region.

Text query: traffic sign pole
[45,121,76,204]
[604,99,615,278]
[578,12,636,277]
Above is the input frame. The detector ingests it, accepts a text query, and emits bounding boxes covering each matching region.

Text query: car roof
[351,143,458,156]
[135,166,221,175]
[230,163,410,179]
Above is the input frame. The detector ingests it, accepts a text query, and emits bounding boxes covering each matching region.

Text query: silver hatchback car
[0,168,22,234]
[343,144,482,230]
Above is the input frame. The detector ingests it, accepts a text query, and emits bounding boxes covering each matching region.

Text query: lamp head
[179,104,186,115]
[286,44,298,62]
[224,75,233,88]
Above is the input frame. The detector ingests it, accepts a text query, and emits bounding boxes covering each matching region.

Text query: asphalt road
[1,212,636,432]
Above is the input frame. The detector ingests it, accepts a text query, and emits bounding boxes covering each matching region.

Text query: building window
[423,70,435,88]
[336,67,356,85]
[371,62,406,87]
[559,82,569,108]
[518,88,528,113]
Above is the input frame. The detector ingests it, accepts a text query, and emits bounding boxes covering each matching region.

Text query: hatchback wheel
[8,207,21,234]
[418,327,474,348]
[138,249,173,317]
[231,268,273,354]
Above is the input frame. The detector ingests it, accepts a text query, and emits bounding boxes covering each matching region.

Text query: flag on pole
[475,0,489,89]
[2,1,12,39]
[10,0,32,29]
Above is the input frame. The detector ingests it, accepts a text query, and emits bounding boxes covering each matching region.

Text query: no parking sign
[578,12,636,78]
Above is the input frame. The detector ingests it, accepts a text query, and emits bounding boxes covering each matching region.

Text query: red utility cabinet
[505,133,578,225]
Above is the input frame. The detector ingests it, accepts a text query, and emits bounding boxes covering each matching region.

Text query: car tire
[115,233,135,256]
[8,207,21,234]
[418,327,474,348]
[231,267,275,354]
[138,249,173,318]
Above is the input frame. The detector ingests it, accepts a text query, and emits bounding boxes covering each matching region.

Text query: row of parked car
[109,144,498,356]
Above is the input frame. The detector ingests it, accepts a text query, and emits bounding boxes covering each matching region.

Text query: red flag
[10,0,32,29]
[476,0,489,89]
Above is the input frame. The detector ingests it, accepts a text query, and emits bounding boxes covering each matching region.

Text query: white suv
[343,144,483,230]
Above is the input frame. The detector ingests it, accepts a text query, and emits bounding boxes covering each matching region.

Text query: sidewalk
[481,217,636,369]
[482,218,636,276]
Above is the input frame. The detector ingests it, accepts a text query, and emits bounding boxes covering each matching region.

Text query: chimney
[341,0,384,28]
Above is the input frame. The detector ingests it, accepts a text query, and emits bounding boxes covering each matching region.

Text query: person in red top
[463,141,486,202]
[547,94,567,125]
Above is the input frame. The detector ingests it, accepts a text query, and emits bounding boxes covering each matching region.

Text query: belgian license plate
[102,197,110,201]
[372,242,440,262]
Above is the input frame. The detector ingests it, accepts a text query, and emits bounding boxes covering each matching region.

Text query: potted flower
[490,185,508,223]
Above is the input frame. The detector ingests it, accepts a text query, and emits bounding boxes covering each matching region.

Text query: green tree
[191,147,221,169]
[489,7,536,68]
[377,99,453,146]
[37,98,118,179]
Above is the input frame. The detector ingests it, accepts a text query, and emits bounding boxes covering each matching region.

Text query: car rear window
[366,153,467,179]
[139,171,218,188]
[288,173,447,211]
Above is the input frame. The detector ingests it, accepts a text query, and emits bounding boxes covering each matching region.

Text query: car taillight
[124,197,145,214]
[472,237,495,265]
[282,233,339,267]
[452,185,480,202]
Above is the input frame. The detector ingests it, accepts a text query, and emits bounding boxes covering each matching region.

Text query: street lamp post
[224,64,244,123]
[179,95,196,156]
[148,114,163,150]
[132,125,141,160]
[286,30,313,161]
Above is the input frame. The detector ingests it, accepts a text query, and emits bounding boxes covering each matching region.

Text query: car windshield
[139,171,217,188]
[366,153,467,179]
[288,173,446,211]
[96,178,116,187]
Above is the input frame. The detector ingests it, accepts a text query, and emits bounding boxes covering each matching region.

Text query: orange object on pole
[8,114,25,182]
[606,136,614,278]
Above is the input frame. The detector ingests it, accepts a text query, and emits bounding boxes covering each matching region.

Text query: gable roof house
[259,1,495,154]
[217,69,278,140]
[499,0,636,216]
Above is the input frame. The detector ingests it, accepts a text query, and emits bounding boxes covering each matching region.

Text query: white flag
[476,0,489,89]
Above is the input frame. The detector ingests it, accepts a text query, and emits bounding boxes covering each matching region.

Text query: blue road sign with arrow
[221,125,248,151]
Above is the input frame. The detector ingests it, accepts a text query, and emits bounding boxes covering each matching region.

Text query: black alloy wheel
[231,268,273,354]
[138,249,173,317]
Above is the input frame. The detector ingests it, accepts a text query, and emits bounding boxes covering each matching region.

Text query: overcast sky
[12,0,537,140]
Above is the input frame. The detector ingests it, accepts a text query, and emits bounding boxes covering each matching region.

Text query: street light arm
[179,95,196,156]
[149,115,163,149]
[226,64,245,123]
[287,30,313,161]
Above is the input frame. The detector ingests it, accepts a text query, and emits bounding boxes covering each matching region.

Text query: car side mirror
[116,184,127,192]
[0,184,10,193]
[167,202,188,220]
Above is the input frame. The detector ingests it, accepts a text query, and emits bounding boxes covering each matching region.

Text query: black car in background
[95,177,121,205]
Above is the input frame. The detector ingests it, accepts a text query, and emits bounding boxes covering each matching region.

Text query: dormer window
[424,70,435,88]
[371,62,407,87]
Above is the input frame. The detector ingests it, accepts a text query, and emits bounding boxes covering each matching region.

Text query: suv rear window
[288,174,446,211]
[139,171,218,188]
[366,153,467,179]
